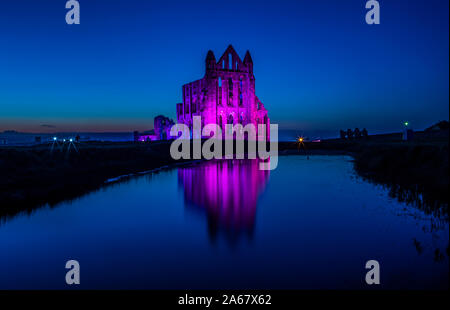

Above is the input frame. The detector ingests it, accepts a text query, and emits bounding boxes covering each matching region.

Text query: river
[0,155,447,289]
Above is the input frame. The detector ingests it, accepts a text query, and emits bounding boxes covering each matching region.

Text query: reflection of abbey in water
[178,160,270,242]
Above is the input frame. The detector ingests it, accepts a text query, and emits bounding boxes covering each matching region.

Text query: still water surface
[0,156,448,289]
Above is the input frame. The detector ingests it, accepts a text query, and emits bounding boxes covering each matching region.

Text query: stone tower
[176,45,269,139]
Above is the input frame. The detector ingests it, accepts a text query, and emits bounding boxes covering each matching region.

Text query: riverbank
[0,131,448,220]
[0,141,193,219]
[281,130,449,218]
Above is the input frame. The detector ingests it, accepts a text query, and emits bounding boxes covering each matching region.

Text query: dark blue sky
[0,0,448,133]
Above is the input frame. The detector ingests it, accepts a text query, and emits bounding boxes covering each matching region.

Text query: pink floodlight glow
[178,159,270,240]
[176,46,270,141]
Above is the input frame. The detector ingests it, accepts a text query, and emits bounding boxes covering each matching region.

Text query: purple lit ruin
[135,45,270,141]
[135,115,175,142]
[177,45,270,139]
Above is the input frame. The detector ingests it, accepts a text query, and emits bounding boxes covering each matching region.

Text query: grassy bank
[0,141,187,219]
[280,130,449,217]
[353,143,448,217]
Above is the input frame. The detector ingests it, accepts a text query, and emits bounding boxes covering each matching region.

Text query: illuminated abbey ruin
[176,45,270,139]
[135,45,270,141]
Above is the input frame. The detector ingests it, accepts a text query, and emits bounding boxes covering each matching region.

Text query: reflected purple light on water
[178,159,270,241]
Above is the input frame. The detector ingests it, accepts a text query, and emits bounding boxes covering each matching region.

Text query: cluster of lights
[53,137,75,142]
[50,136,78,153]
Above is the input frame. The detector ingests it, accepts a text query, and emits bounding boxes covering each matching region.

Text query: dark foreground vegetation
[0,128,448,220]
[353,142,448,218]
[0,141,189,219]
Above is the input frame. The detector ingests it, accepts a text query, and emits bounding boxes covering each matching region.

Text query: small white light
[53,137,57,141]
[69,138,73,142]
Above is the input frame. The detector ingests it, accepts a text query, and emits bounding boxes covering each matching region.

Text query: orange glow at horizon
[0,118,155,133]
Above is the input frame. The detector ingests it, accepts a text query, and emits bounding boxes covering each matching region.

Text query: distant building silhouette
[346,129,353,140]
[361,128,368,138]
